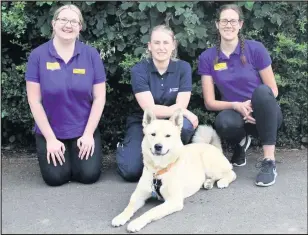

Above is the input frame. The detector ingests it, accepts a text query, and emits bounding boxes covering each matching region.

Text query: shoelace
[255,157,283,169]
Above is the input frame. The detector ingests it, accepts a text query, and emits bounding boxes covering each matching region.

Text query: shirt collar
[48,39,82,59]
[148,58,176,73]
[218,41,241,59]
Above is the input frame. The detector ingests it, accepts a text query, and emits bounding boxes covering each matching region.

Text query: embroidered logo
[169,88,179,92]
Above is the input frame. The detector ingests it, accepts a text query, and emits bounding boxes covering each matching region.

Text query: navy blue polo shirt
[25,39,106,139]
[131,58,192,113]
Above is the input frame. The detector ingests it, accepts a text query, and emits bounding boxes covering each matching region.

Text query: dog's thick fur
[112,109,236,232]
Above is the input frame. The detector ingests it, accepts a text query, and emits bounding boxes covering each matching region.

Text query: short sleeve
[179,61,192,92]
[197,51,213,76]
[92,48,106,84]
[25,51,40,83]
[254,42,272,71]
[130,63,150,94]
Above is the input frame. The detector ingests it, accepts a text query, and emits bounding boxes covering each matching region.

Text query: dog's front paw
[127,218,147,233]
[217,179,229,189]
[112,213,130,227]
[203,179,214,190]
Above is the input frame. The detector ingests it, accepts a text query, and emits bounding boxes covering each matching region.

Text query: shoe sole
[232,159,246,167]
[232,136,251,167]
[255,171,278,187]
[244,136,251,152]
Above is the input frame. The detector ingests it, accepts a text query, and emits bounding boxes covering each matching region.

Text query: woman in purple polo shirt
[198,4,283,187]
[25,4,106,186]
[116,25,198,182]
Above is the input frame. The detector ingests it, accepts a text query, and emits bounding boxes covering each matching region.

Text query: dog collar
[153,159,178,177]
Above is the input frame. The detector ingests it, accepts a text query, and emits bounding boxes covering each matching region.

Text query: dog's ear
[143,108,156,127]
[169,108,183,130]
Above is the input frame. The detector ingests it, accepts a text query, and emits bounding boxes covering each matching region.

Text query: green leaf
[107,31,115,40]
[140,25,148,34]
[139,2,147,11]
[121,2,133,10]
[156,2,167,13]
[9,135,15,143]
[40,22,50,36]
[134,47,145,56]
[141,34,150,44]
[117,43,126,52]
[277,16,282,26]
[261,4,271,14]
[253,18,264,30]
[96,19,104,30]
[244,2,254,11]
[106,3,116,15]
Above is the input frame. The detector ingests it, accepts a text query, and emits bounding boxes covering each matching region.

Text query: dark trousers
[116,115,195,182]
[215,85,283,146]
[36,129,102,186]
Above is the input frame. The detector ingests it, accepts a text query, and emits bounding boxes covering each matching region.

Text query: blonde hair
[51,4,83,38]
[145,25,178,61]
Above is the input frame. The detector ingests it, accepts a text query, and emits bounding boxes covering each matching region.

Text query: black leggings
[35,129,102,186]
[215,85,283,145]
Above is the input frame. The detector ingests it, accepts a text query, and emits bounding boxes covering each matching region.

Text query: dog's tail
[192,125,222,151]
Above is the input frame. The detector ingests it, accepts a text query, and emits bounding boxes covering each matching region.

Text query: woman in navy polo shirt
[25,4,106,186]
[116,25,198,182]
[198,4,283,187]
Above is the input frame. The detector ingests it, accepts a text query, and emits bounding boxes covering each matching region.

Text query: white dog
[112,109,236,232]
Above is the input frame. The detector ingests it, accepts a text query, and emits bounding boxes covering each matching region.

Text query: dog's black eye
[166,134,171,138]
[151,133,156,136]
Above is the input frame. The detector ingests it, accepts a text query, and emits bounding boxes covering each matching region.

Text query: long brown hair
[214,4,246,65]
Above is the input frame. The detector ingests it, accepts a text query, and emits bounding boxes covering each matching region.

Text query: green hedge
[2,1,307,153]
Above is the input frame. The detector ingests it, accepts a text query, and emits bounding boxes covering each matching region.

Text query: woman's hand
[183,109,199,129]
[233,100,256,124]
[77,134,95,160]
[46,138,66,166]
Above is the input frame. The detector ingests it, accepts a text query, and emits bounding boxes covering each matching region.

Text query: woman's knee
[181,117,195,144]
[116,139,143,182]
[252,84,274,104]
[77,169,101,184]
[215,110,243,132]
[41,170,71,186]
[214,110,245,142]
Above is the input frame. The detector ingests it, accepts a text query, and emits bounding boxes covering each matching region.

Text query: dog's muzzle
[152,144,169,156]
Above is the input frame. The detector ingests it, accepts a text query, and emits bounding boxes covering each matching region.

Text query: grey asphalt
[1,149,307,234]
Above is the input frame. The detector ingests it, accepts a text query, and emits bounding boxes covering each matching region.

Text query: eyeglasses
[218,19,240,26]
[56,18,80,27]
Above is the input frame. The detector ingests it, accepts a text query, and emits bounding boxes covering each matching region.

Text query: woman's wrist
[231,102,239,111]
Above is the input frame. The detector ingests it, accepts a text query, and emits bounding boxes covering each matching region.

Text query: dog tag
[151,191,158,198]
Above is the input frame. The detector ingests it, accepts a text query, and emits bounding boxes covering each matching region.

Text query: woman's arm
[82,82,106,136]
[26,81,57,141]
[135,91,188,118]
[201,75,234,111]
[259,65,278,97]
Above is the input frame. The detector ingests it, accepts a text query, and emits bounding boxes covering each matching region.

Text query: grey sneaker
[231,135,251,167]
[255,159,277,187]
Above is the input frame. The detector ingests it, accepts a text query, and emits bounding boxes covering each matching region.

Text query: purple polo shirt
[131,58,192,108]
[198,39,272,102]
[25,39,106,139]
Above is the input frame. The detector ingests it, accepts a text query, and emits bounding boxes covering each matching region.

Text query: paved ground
[1,148,307,234]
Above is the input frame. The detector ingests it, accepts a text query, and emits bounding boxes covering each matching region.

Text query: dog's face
[142,109,183,158]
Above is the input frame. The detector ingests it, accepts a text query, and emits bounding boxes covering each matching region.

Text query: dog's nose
[154,144,163,152]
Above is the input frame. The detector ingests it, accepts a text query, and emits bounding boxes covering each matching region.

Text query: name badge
[46,62,60,70]
[214,62,227,71]
[73,69,86,74]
